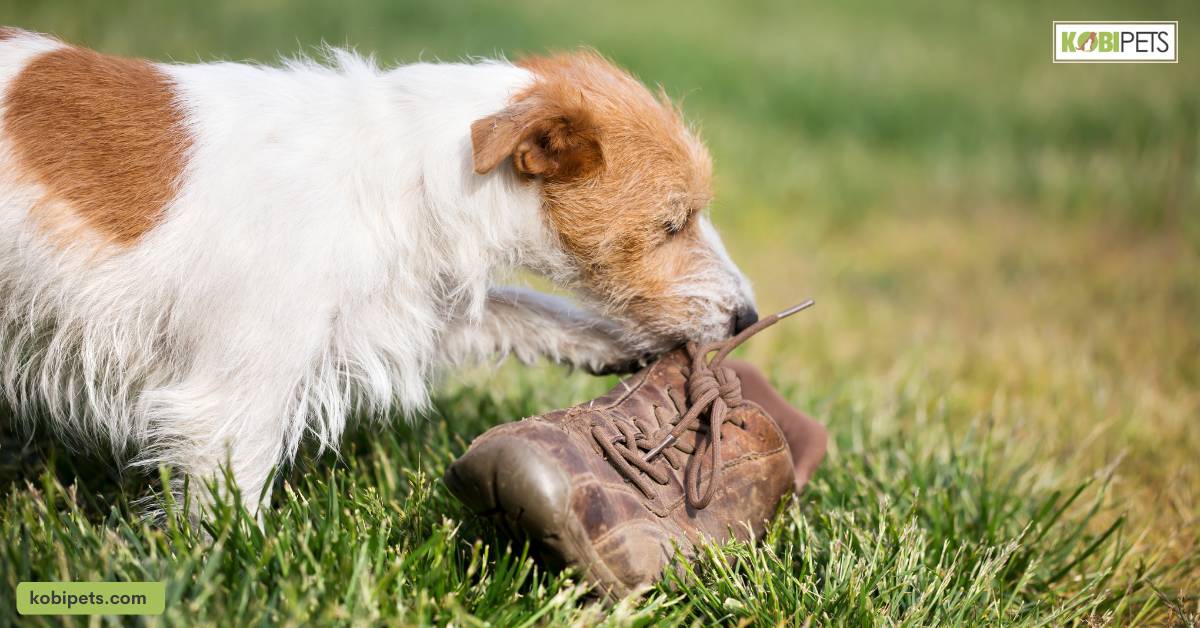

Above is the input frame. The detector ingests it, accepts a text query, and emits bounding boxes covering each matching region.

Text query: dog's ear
[471,91,603,179]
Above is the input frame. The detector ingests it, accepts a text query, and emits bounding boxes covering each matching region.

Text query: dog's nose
[732,305,759,335]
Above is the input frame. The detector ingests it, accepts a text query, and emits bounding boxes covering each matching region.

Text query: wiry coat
[0,28,754,511]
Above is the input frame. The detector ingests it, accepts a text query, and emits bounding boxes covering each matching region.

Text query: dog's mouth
[624,312,738,354]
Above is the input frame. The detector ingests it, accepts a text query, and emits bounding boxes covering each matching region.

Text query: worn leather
[445,349,797,598]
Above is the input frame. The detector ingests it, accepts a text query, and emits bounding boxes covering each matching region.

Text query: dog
[0,27,757,512]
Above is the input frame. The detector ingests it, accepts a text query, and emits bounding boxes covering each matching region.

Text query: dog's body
[0,28,755,510]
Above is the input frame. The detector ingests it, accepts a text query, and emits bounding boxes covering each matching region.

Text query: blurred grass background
[1,0,1197,622]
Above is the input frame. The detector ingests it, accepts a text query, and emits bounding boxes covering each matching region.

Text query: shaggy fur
[0,28,755,512]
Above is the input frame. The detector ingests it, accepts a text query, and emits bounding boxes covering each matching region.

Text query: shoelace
[592,300,814,509]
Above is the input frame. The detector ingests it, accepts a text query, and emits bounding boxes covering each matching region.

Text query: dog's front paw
[584,351,655,376]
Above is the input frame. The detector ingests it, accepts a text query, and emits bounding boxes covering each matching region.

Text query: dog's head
[471,51,756,352]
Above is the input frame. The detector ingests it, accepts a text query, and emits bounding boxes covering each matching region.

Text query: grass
[1,0,1198,624]
[0,377,1185,624]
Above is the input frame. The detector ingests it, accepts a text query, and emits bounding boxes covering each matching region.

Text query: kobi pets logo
[1054,21,1178,63]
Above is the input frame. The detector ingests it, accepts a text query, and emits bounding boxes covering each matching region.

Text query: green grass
[0,374,1186,624]
[1,0,1198,624]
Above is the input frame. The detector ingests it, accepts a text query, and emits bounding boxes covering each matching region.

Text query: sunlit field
[1,0,1196,623]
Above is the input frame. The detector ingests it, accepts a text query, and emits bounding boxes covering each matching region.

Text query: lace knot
[685,361,742,410]
[591,301,814,511]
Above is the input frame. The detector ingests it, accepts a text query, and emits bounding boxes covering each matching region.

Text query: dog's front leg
[448,286,647,374]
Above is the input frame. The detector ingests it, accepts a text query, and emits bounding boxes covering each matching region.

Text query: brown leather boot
[445,302,819,598]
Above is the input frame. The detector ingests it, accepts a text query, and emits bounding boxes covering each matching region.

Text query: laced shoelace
[592,300,814,509]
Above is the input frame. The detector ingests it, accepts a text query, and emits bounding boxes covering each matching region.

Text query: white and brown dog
[0,28,757,511]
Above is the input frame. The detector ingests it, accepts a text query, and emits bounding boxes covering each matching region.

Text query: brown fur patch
[3,44,190,245]
[0,27,23,41]
[477,52,715,337]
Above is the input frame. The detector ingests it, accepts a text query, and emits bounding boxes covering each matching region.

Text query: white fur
[0,33,751,511]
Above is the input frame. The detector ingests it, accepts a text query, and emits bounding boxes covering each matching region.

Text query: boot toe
[444,433,572,539]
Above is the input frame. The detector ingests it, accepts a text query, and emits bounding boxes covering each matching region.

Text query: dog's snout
[732,305,759,335]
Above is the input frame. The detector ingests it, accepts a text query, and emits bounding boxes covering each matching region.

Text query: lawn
[1,0,1197,624]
